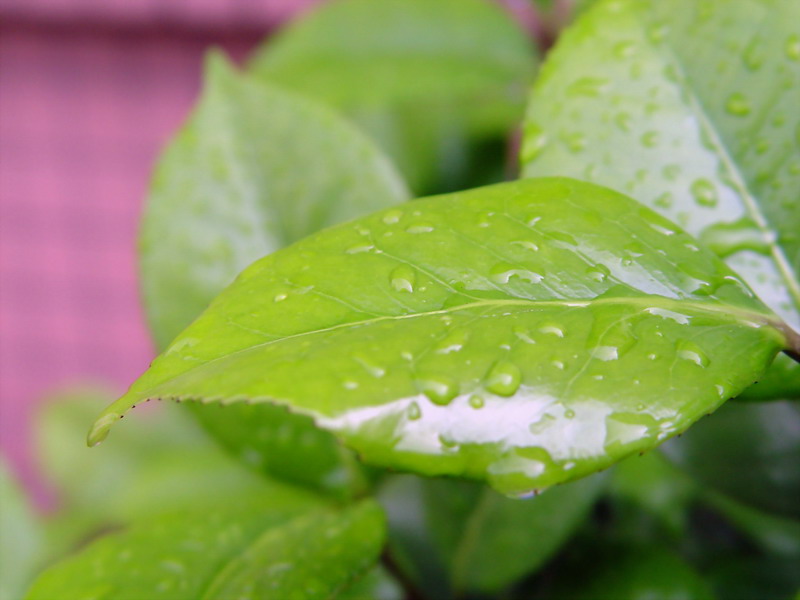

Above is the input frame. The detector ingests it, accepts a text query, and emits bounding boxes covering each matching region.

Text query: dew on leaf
[417,376,459,405]
[511,240,540,252]
[690,178,718,207]
[484,361,522,396]
[725,92,751,116]
[407,401,421,420]
[677,341,710,368]
[382,209,403,225]
[390,265,416,292]
[539,323,564,337]
[435,329,469,354]
[593,346,619,361]
[586,263,610,283]
[469,394,485,409]
[406,223,435,234]
[490,262,543,284]
[641,131,660,147]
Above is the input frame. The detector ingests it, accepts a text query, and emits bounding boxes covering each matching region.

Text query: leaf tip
[86,412,121,447]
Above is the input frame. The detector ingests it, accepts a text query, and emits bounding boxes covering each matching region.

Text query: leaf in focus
[140,52,407,498]
[662,400,800,519]
[424,474,605,594]
[0,458,42,600]
[521,0,800,399]
[25,499,385,600]
[250,0,537,193]
[94,178,790,497]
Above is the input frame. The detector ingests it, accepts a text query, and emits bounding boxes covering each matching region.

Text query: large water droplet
[484,361,522,396]
[677,341,710,368]
[390,266,416,292]
[690,179,718,207]
[418,376,459,405]
[725,92,751,116]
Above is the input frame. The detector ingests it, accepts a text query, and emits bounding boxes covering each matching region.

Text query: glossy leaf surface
[26,499,385,600]
[94,178,789,497]
[0,459,42,600]
[251,0,536,193]
[663,400,800,518]
[142,52,408,349]
[140,53,406,497]
[521,0,800,398]
[424,474,604,593]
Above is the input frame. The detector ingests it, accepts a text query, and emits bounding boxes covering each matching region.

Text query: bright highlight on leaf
[91,178,793,497]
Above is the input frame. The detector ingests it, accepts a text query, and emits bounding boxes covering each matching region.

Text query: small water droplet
[521,122,548,163]
[490,262,543,285]
[352,353,386,378]
[382,209,403,225]
[690,178,718,207]
[551,360,565,370]
[274,293,288,302]
[563,132,587,153]
[401,351,413,361]
[742,38,764,70]
[346,243,374,254]
[615,112,632,132]
[641,131,660,147]
[539,323,564,337]
[513,325,536,345]
[593,346,619,361]
[586,263,610,282]
[786,33,800,61]
[725,92,751,116]
[407,401,421,420]
[469,394,485,409]
[418,376,459,405]
[511,240,540,252]
[565,409,576,419]
[343,380,359,390]
[636,403,645,411]
[484,361,522,396]
[390,266,416,292]
[677,341,710,368]
[435,329,469,354]
[566,76,610,98]
[648,353,658,360]
[654,192,673,209]
[406,223,434,234]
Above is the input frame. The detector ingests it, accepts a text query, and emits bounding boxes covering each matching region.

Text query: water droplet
[530,413,556,434]
[406,223,434,234]
[742,38,764,70]
[563,132,587,153]
[641,131,660,147]
[352,353,386,378]
[677,341,710,368]
[511,240,540,252]
[390,266,416,292]
[690,179,718,207]
[648,353,658,360]
[274,293,288,302]
[539,323,564,337]
[439,434,458,449]
[343,380,359,390]
[407,402,421,420]
[565,409,576,419]
[401,351,413,361]
[490,262,543,284]
[513,325,536,345]
[654,192,673,209]
[382,209,403,225]
[469,394,485,409]
[484,361,522,396]
[521,122,548,163]
[613,40,636,58]
[586,263,610,282]
[346,243,374,254]
[435,329,469,354]
[725,92,751,116]
[786,33,800,61]
[418,376,459,405]
[614,112,632,132]
[662,164,681,180]
[636,403,645,411]
[699,217,770,258]
[566,76,610,98]
[551,360,565,370]
[593,346,619,361]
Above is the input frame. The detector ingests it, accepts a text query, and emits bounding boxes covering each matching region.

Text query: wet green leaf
[250,0,536,193]
[424,474,604,594]
[93,178,790,497]
[521,0,800,399]
[663,400,800,518]
[140,52,406,498]
[26,499,385,600]
[0,458,42,600]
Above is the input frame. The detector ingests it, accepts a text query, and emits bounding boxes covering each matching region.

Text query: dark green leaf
[250,0,537,193]
[521,0,800,399]
[93,178,790,496]
[338,566,403,600]
[424,474,604,594]
[0,458,42,600]
[663,400,800,518]
[140,53,407,497]
[26,499,385,600]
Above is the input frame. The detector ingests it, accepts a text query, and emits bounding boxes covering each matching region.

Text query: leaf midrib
[638,10,800,315]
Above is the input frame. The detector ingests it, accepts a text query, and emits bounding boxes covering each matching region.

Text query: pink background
[0,0,537,502]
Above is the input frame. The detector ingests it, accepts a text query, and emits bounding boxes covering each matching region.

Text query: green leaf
[0,458,42,600]
[662,400,800,518]
[142,52,408,350]
[26,499,385,600]
[520,0,800,399]
[548,546,715,600]
[92,178,791,497]
[338,566,403,600]
[424,474,604,594]
[139,53,407,498]
[250,0,537,193]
